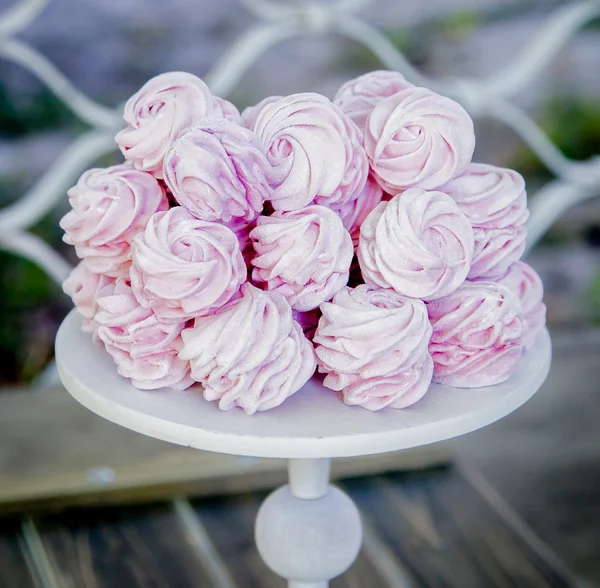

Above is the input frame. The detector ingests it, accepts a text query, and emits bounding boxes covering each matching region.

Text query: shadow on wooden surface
[0,465,578,588]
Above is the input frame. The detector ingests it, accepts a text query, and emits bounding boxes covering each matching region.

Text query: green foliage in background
[0,82,79,383]
[0,250,65,383]
[0,82,77,138]
[512,97,600,181]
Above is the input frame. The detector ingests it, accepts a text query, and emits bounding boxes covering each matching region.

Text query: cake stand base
[55,311,551,587]
[256,459,361,587]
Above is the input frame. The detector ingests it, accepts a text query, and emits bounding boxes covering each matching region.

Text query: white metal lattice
[0,0,599,284]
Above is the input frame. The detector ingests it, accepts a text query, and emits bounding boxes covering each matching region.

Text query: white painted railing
[0,0,599,285]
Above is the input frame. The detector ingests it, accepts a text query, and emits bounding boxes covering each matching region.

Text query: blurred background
[0,0,598,586]
[1,0,600,385]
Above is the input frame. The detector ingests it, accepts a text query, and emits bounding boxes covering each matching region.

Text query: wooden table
[0,463,578,588]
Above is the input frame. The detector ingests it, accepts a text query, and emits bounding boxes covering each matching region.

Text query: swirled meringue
[358,189,474,300]
[116,72,223,178]
[333,174,384,247]
[62,262,114,333]
[334,70,414,131]
[250,205,353,311]
[497,261,546,350]
[427,280,523,387]
[60,164,168,277]
[163,119,270,223]
[179,283,315,415]
[252,93,368,210]
[130,207,246,322]
[95,278,193,390]
[226,216,257,267]
[440,163,529,229]
[469,225,527,280]
[241,96,282,129]
[292,308,321,340]
[314,285,433,411]
[364,87,475,192]
[214,96,241,124]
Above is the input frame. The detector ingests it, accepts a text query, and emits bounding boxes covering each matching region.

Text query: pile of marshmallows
[61,70,546,415]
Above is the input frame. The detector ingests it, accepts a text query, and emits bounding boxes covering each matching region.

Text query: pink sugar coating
[130,207,246,323]
[364,86,475,192]
[251,92,369,211]
[116,72,230,178]
[314,285,433,411]
[440,162,529,229]
[358,189,474,300]
[337,355,433,411]
[179,283,315,415]
[61,71,544,406]
[60,164,169,278]
[226,215,257,268]
[250,204,353,311]
[163,119,270,223]
[427,280,524,387]
[62,262,114,333]
[334,70,414,131]
[214,96,241,124]
[496,261,546,350]
[333,173,384,248]
[468,224,527,280]
[292,308,321,340]
[240,96,282,130]
[95,278,193,390]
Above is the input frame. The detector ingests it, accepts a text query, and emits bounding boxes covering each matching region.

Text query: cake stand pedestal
[55,310,551,588]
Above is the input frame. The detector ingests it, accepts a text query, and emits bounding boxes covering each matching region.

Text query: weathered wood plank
[452,342,600,585]
[0,520,37,588]
[193,491,393,588]
[18,465,577,588]
[343,466,578,588]
[0,385,448,513]
[33,504,220,588]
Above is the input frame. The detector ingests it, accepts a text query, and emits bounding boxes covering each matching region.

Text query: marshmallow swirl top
[241,96,282,130]
[364,87,475,192]
[130,207,246,322]
[115,72,223,178]
[250,204,353,311]
[334,70,414,131]
[60,164,168,277]
[252,92,368,211]
[179,283,315,415]
[214,96,241,124]
[440,163,529,229]
[163,119,270,223]
[358,189,474,300]
[315,285,431,378]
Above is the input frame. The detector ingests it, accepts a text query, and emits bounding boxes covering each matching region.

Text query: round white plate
[56,310,551,459]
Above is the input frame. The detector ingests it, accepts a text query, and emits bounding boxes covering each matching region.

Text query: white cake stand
[55,310,551,588]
